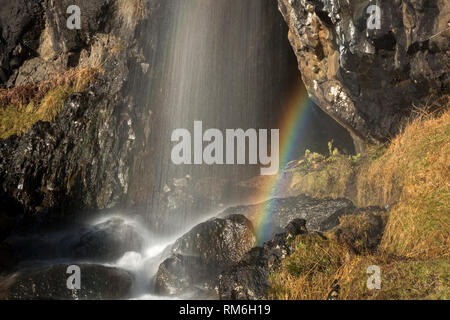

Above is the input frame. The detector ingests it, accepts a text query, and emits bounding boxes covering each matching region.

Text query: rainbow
[251,85,314,244]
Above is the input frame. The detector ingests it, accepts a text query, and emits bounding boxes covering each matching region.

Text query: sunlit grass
[270,102,450,299]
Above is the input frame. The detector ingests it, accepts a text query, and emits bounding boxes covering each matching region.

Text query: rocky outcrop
[217,219,308,300]
[221,194,355,243]
[0,1,45,87]
[278,0,449,143]
[217,205,386,300]
[0,264,133,300]
[0,0,157,223]
[154,214,256,297]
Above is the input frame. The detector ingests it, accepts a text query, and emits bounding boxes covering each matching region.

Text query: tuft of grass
[334,209,388,254]
[270,230,449,300]
[0,67,100,139]
[117,0,148,29]
[269,234,349,300]
[35,86,71,121]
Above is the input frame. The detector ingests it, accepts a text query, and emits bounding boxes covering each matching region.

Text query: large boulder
[222,194,355,243]
[278,0,449,144]
[154,214,256,297]
[0,264,133,300]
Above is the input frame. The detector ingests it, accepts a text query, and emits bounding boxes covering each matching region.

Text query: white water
[99,213,218,300]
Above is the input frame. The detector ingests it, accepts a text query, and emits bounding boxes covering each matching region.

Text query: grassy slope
[270,107,450,300]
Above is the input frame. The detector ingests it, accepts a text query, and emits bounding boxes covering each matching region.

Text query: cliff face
[0,0,158,224]
[278,0,449,143]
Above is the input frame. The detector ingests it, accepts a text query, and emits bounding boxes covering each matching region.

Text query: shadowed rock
[221,194,355,243]
[154,214,256,297]
[0,264,133,300]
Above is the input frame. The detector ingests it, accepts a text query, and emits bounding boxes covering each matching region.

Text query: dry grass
[270,228,449,300]
[334,210,388,254]
[376,111,450,258]
[0,67,100,139]
[270,102,450,299]
[287,105,449,259]
[116,0,148,29]
[269,234,349,300]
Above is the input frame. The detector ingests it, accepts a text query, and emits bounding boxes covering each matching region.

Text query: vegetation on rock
[0,67,101,139]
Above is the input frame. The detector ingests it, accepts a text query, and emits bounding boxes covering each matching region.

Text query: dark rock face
[217,219,308,300]
[0,0,116,87]
[0,264,133,300]
[0,0,158,224]
[72,217,144,262]
[0,0,45,87]
[0,88,132,221]
[222,194,355,242]
[278,0,449,143]
[154,214,256,297]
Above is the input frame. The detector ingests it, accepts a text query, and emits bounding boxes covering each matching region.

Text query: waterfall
[139,0,302,234]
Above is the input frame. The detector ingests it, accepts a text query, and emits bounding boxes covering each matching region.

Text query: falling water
[139,0,306,234]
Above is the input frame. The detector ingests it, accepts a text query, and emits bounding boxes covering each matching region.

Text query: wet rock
[14,57,64,86]
[222,194,354,243]
[72,217,145,262]
[278,0,449,143]
[0,264,133,300]
[0,0,157,227]
[155,254,216,297]
[0,90,132,221]
[217,219,308,300]
[155,214,256,297]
